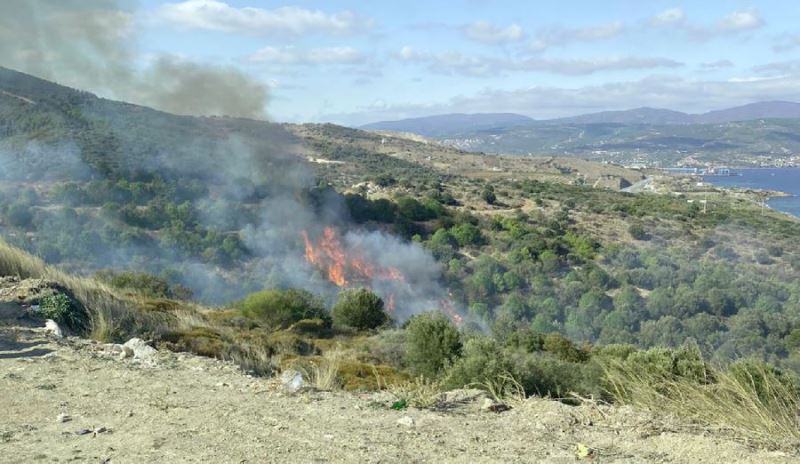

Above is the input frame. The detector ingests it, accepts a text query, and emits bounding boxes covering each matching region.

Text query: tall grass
[604,358,800,449]
[295,350,343,390]
[0,238,175,341]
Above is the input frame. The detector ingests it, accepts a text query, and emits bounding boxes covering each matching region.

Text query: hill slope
[2,325,794,463]
[360,113,534,137]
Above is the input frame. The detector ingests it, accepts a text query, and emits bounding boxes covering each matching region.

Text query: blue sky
[37,1,800,124]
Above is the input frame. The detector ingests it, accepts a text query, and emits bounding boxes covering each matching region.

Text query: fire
[440,299,465,327]
[302,228,348,286]
[302,226,465,325]
[302,227,405,289]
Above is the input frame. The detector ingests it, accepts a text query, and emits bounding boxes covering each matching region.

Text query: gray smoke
[0,1,462,323]
[0,0,268,119]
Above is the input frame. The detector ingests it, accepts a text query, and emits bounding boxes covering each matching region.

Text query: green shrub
[509,351,605,398]
[95,270,191,299]
[5,203,33,228]
[628,224,647,240]
[239,289,328,329]
[397,197,438,221]
[444,336,509,389]
[450,223,485,247]
[727,359,799,406]
[331,288,387,330]
[39,293,85,331]
[405,312,462,378]
[621,345,711,383]
[481,186,497,205]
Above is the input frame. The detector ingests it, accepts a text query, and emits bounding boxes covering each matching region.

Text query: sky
[10,1,800,125]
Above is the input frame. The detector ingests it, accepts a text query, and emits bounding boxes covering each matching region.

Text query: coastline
[699,167,800,219]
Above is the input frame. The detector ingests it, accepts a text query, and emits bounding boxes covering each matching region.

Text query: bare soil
[1,325,797,464]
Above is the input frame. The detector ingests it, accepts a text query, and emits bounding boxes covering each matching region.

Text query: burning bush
[331,288,388,330]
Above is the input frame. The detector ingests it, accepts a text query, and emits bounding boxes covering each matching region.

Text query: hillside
[2,324,794,463]
[558,107,694,125]
[360,113,534,137]
[360,101,800,166]
[2,66,800,459]
[436,118,800,166]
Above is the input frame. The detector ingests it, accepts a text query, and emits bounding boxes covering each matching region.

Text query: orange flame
[302,227,405,290]
[302,226,463,322]
[440,299,465,327]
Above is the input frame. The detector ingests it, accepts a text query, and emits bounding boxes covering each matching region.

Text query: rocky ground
[1,323,798,464]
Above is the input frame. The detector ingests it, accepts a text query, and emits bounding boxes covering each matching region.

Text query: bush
[5,203,33,228]
[450,223,485,247]
[331,288,388,330]
[95,270,192,299]
[628,224,647,240]
[239,289,328,329]
[397,197,438,221]
[444,336,509,389]
[481,186,497,205]
[39,293,85,331]
[405,312,462,378]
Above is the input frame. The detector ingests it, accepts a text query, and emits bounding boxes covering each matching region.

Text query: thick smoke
[0,1,458,323]
[0,0,268,119]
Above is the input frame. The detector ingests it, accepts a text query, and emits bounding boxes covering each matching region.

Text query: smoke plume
[0,0,268,119]
[0,2,462,324]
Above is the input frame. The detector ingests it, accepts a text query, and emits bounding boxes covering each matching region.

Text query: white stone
[279,369,306,393]
[44,319,63,338]
[396,416,415,427]
[119,346,134,359]
[122,338,157,361]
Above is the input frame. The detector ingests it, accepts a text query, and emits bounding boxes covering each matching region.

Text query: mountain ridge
[361,101,800,135]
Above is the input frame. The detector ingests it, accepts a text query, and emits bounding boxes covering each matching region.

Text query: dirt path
[0,327,796,464]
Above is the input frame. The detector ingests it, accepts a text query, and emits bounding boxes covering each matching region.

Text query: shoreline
[700,167,799,219]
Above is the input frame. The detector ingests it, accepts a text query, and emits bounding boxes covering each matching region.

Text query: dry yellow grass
[0,238,178,341]
[604,359,800,450]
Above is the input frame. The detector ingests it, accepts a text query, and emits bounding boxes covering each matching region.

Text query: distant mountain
[360,113,534,137]
[361,102,800,138]
[556,107,694,125]
[694,101,800,124]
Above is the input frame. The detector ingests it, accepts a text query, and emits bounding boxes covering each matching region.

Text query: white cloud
[530,21,624,51]
[462,21,524,45]
[249,46,364,65]
[651,8,687,27]
[397,47,680,77]
[717,9,764,32]
[649,7,764,40]
[156,0,372,35]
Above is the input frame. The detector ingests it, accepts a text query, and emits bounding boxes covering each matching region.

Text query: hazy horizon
[3,1,800,125]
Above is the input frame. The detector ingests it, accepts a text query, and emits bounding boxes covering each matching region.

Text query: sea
[702,168,800,218]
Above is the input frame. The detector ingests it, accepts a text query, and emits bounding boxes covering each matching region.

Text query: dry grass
[604,360,800,450]
[474,372,527,406]
[295,350,343,391]
[388,376,444,409]
[0,238,178,341]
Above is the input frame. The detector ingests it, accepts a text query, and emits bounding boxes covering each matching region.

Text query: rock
[122,338,156,361]
[44,319,63,338]
[396,416,415,427]
[118,346,134,360]
[480,398,511,413]
[279,369,306,393]
[56,413,71,423]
